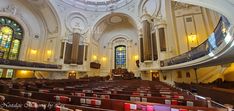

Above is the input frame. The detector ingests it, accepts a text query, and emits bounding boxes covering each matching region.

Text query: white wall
[173,5,220,54]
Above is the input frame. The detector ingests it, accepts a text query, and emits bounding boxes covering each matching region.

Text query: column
[154,17,167,61]
[60,39,66,59]
[139,31,144,62]
[71,33,80,64]
[141,10,153,61]
[84,44,88,61]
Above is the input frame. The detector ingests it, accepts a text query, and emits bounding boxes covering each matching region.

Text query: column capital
[154,20,167,29]
[140,8,152,22]
[138,31,143,39]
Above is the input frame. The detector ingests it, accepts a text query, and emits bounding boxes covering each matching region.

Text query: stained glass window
[6,69,13,78]
[0,17,23,60]
[115,45,126,69]
[0,69,3,78]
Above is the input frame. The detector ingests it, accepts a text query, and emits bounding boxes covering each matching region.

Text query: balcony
[160,16,233,69]
[0,58,62,69]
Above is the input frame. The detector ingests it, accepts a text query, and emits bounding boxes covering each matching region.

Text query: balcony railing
[0,58,62,69]
[161,16,231,67]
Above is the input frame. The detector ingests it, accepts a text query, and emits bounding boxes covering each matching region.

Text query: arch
[110,34,131,43]
[138,0,161,17]
[111,37,129,69]
[91,12,139,43]
[0,16,24,60]
[93,12,138,28]
[0,11,32,59]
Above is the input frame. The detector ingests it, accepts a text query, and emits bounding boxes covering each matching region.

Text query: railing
[0,58,62,69]
[161,16,231,67]
[168,83,234,111]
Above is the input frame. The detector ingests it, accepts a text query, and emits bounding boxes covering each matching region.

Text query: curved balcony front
[160,16,234,70]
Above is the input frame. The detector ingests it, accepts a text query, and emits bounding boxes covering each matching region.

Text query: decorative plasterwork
[112,37,128,44]
[0,5,17,15]
[27,0,47,8]
[61,0,133,12]
[172,1,194,10]
[65,12,89,34]
[106,15,128,25]
[139,0,161,17]
[0,4,31,36]
[110,16,122,23]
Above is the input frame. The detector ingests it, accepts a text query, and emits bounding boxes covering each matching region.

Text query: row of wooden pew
[0,79,225,111]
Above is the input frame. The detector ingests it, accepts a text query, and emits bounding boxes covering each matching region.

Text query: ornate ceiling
[61,0,133,12]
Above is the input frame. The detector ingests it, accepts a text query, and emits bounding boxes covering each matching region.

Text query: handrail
[161,16,232,67]
[168,83,234,110]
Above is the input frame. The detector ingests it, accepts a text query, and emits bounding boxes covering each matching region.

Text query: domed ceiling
[62,0,133,12]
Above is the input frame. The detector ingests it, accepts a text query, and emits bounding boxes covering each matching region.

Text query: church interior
[0,0,234,111]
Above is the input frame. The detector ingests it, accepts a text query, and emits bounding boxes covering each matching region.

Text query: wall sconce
[30,49,37,55]
[21,70,28,74]
[188,34,197,43]
[47,50,52,56]
[92,55,97,61]
[134,55,139,60]
[71,71,75,73]
[102,57,107,62]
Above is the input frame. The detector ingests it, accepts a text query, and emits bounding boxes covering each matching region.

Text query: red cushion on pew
[86,99,101,106]
[179,109,188,111]
[172,100,178,105]
[171,108,189,111]
[124,103,137,111]
[173,95,184,99]
[147,105,154,111]
[54,96,71,103]
[132,92,140,96]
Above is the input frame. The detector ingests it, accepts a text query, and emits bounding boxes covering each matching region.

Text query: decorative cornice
[172,1,194,10]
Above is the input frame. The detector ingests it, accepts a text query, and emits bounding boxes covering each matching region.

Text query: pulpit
[111,68,134,80]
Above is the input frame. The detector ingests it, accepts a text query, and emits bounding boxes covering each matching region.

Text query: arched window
[0,17,23,60]
[115,45,126,69]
